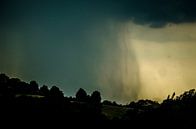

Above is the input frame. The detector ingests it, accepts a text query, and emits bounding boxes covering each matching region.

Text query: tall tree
[76,88,87,102]
[29,81,39,94]
[90,91,101,104]
[39,85,50,96]
[50,86,64,99]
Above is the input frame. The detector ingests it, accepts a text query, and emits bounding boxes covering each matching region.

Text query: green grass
[102,105,130,119]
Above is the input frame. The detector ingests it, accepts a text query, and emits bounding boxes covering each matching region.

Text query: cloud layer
[0,0,196,103]
[1,0,196,27]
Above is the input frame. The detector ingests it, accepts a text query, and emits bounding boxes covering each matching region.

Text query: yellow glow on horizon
[97,21,196,103]
[128,23,196,101]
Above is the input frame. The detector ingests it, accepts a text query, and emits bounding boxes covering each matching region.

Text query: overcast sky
[0,0,196,103]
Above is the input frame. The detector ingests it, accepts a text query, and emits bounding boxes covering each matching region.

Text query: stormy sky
[0,0,196,103]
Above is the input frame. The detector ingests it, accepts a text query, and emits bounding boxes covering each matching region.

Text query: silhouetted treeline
[0,73,104,127]
[0,73,196,128]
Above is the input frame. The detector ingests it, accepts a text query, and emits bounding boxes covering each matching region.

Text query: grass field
[102,105,130,119]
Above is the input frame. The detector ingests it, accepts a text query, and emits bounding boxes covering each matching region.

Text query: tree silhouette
[171,92,175,100]
[49,86,64,99]
[76,88,87,102]
[29,81,39,94]
[8,78,21,94]
[0,74,9,94]
[90,91,101,104]
[102,100,119,106]
[39,85,49,97]
[0,73,196,128]
[0,73,9,84]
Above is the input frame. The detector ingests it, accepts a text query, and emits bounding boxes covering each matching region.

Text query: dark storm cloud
[121,0,196,27]
[0,0,196,102]
[1,0,196,27]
